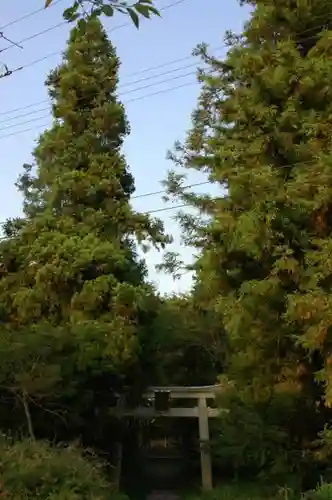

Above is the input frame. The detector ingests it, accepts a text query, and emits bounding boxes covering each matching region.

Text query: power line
[0,79,198,140]
[0,0,187,55]
[1,10,331,88]
[3,22,331,134]
[0,0,64,31]
[0,112,50,132]
[0,45,217,119]
[0,158,326,229]
[0,32,23,50]
[4,13,332,78]
[133,180,210,200]
[0,0,189,81]
[0,62,22,80]
[147,202,194,214]
[3,46,179,79]
[0,69,197,132]
[0,184,213,228]
[3,20,330,134]
[0,21,66,54]
[0,154,325,230]
[0,54,198,116]
[2,14,332,114]
[0,64,201,131]
[0,158,322,204]
[0,203,206,230]
[0,51,218,124]
[1,0,330,54]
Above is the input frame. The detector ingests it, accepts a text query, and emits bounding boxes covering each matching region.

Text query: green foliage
[9,0,332,492]
[151,294,225,385]
[165,0,332,483]
[0,17,166,444]
[183,483,332,500]
[0,437,123,500]
[211,379,302,483]
[45,0,160,27]
[183,483,296,500]
[304,483,332,500]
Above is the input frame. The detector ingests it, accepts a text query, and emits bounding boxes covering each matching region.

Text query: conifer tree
[0,17,166,441]
[166,0,332,474]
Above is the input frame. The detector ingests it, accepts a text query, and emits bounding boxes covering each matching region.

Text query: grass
[182,482,297,500]
[182,481,332,500]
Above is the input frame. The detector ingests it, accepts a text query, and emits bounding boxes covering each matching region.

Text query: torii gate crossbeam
[111,384,223,491]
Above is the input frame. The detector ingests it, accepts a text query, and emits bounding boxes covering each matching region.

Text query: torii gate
[112,384,223,490]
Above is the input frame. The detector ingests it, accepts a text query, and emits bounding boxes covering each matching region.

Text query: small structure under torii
[113,384,223,491]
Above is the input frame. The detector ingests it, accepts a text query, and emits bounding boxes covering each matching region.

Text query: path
[146,491,180,500]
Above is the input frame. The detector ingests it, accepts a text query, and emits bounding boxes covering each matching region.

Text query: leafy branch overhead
[44,0,160,27]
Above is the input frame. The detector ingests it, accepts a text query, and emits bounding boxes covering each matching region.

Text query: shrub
[0,436,124,500]
[183,483,296,500]
[304,483,332,500]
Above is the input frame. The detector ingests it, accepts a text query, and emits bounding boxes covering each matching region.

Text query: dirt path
[146,491,180,500]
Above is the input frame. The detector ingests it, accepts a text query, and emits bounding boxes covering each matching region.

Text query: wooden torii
[112,384,222,490]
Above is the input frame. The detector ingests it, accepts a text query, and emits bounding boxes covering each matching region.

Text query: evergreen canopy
[166,0,332,458]
[0,17,166,440]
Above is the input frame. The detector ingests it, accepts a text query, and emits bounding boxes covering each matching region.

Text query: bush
[183,483,296,500]
[0,436,124,500]
[304,483,332,500]
[211,382,297,483]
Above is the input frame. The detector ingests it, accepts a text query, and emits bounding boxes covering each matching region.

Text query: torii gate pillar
[198,395,212,490]
[113,385,222,490]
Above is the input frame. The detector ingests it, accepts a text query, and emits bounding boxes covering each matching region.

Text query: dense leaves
[0,17,166,444]
[151,294,225,385]
[45,0,160,27]
[7,0,332,493]
[0,437,120,500]
[165,0,332,483]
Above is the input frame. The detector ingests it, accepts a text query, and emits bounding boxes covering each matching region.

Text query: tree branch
[19,391,35,441]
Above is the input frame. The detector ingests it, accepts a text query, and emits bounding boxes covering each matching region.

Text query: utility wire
[0,153,327,230]
[0,32,23,50]
[0,203,207,231]
[0,0,187,55]
[0,0,188,80]
[132,180,211,200]
[146,202,193,214]
[1,0,331,47]
[0,188,212,227]
[0,79,198,140]
[5,11,332,137]
[0,0,64,31]
[0,157,323,208]
[0,62,22,80]
[0,69,197,132]
[0,51,218,124]
[3,14,332,78]
[1,19,330,133]
[2,14,332,113]
[0,62,203,130]
[1,13,329,229]
[2,22,332,133]
[0,45,217,119]
[0,158,327,229]
[0,22,66,54]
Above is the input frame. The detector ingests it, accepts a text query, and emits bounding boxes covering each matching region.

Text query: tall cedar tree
[0,18,166,442]
[167,0,332,474]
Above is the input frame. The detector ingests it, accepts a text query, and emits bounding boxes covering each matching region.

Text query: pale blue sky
[0,0,249,294]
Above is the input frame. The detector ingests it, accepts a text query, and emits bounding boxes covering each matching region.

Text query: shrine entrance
[113,384,223,492]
